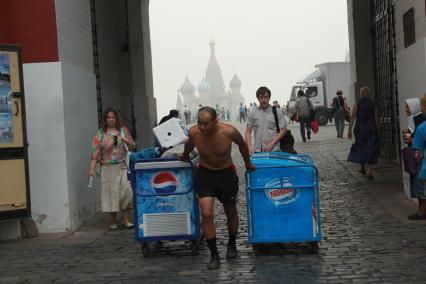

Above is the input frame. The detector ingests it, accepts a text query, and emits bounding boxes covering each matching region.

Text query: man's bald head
[421,93,426,105]
[198,106,217,120]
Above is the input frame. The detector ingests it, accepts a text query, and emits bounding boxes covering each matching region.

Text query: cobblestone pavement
[2,123,426,283]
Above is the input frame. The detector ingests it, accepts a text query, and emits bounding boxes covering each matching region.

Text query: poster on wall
[0,52,13,144]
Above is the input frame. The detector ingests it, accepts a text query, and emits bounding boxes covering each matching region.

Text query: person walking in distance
[184,105,191,125]
[180,107,255,269]
[295,90,312,142]
[238,103,246,123]
[331,90,349,138]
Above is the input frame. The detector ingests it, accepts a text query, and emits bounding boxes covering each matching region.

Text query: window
[305,87,318,98]
[403,7,415,48]
[290,86,299,101]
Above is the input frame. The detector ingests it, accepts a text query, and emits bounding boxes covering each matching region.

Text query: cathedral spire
[206,40,225,99]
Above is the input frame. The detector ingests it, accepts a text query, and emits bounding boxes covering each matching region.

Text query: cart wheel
[141,243,150,257]
[310,242,319,254]
[253,244,260,255]
[191,241,198,255]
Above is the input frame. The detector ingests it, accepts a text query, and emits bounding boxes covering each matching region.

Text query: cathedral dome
[197,78,211,93]
[179,76,196,94]
[230,74,241,88]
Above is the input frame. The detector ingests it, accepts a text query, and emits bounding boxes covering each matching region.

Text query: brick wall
[0,0,59,63]
[394,0,426,54]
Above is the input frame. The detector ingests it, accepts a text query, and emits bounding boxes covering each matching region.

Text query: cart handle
[133,188,193,197]
[248,184,316,190]
[251,153,312,163]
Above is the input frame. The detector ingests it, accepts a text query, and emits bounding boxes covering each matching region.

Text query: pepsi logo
[152,172,178,194]
[264,177,297,204]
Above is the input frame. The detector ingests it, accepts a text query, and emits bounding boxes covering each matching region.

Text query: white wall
[23,62,70,233]
[61,62,100,231]
[394,0,426,54]
[396,38,426,199]
[54,0,101,232]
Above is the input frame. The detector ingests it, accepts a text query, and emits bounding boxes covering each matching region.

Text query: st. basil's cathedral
[176,41,245,119]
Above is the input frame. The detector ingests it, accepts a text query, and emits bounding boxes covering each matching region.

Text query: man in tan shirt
[245,86,287,153]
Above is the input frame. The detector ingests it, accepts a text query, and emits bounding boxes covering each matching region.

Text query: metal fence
[371,0,400,160]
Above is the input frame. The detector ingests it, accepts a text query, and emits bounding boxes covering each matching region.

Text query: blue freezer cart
[128,157,201,256]
[245,152,321,253]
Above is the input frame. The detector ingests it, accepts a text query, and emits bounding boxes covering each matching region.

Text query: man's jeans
[239,113,245,123]
[334,109,346,138]
[299,116,311,141]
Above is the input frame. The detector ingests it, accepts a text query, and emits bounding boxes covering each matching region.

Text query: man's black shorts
[194,166,239,204]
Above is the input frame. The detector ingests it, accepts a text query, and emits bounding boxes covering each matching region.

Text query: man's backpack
[272,106,297,154]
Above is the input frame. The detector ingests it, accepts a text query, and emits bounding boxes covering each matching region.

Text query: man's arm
[232,127,255,170]
[264,128,287,152]
[180,128,195,161]
[348,102,358,139]
[245,110,254,153]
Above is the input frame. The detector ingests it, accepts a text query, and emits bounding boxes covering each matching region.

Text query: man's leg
[300,120,306,142]
[306,118,311,140]
[334,114,339,136]
[198,197,220,269]
[223,203,238,258]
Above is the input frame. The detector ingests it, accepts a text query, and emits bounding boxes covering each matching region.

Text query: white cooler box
[153,117,188,148]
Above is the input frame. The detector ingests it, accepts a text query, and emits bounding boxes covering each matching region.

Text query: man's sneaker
[226,243,237,258]
[207,254,220,270]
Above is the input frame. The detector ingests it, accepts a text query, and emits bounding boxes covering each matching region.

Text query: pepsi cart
[245,152,321,253]
[128,156,201,256]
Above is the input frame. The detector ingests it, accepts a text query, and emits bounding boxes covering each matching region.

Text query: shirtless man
[180,106,255,270]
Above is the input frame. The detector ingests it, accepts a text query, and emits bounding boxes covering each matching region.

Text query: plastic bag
[401,146,416,175]
[310,120,319,134]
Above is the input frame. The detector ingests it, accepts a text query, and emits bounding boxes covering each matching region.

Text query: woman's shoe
[109,224,118,230]
[358,169,366,175]
[366,174,373,180]
[408,213,426,220]
[123,222,134,229]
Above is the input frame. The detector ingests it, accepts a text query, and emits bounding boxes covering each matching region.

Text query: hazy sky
[150,0,349,119]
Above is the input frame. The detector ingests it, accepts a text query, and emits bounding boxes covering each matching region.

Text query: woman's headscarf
[405,98,421,133]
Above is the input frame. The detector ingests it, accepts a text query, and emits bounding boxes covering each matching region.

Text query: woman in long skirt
[347,87,380,180]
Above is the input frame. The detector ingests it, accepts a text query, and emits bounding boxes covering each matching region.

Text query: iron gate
[371,0,400,160]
